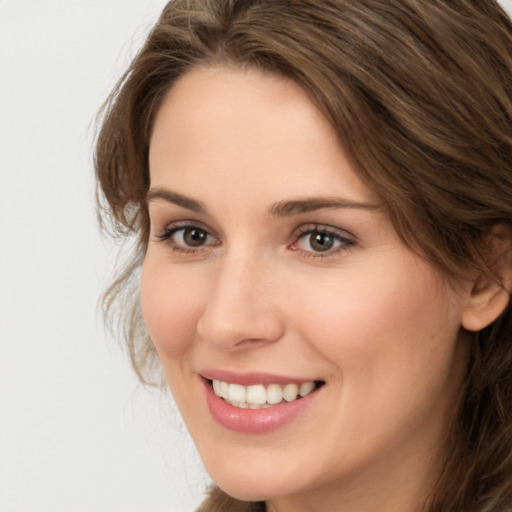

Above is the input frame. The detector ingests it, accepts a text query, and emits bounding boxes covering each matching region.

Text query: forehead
[148,66,377,206]
[150,65,330,161]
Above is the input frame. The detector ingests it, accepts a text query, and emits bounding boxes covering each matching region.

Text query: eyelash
[155,222,356,258]
[292,223,356,258]
[156,222,219,255]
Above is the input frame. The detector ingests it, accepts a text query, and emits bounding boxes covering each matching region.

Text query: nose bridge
[197,247,283,350]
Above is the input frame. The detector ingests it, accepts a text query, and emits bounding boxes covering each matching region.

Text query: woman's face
[142,67,471,510]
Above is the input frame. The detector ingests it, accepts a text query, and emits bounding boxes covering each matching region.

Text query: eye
[293,225,355,256]
[156,223,218,252]
[173,227,211,247]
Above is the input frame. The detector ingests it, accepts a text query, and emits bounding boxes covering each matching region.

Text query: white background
[0,2,209,511]
[2,1,512,511]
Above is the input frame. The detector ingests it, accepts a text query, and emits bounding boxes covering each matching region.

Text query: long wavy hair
[95,1,512,510]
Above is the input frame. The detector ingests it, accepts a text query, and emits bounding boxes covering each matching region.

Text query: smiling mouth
[209,379,324,409]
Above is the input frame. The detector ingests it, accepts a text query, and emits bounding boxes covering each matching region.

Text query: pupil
[184,228,207,246]
[311,232,333,252]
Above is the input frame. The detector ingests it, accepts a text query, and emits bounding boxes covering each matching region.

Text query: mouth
[200,373,325,433]
[208,378,324,409]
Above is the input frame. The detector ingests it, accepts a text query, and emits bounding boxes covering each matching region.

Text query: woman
[95,1,512,511]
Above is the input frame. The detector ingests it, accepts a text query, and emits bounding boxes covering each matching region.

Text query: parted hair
[95,1,512,510]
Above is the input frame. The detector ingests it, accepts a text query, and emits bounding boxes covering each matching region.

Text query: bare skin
[142,66,479,512]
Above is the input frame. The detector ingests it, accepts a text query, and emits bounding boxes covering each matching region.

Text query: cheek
[140,259,204,359]
[287,260,467,460]
[292,258,464,394]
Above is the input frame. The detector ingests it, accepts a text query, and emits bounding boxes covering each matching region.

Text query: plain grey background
[1,1,512,511]
[0,2,208,511]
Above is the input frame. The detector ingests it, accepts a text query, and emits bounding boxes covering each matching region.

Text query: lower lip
[202,379,319,433]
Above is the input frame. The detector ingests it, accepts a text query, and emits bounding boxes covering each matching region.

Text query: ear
[462,224,512,332]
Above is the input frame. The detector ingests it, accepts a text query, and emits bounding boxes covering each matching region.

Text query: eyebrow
[146,187,381,217]
[269,197,382,217]
[146,188,208,214]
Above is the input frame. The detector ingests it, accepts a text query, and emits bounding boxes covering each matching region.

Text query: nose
[196,254,285,351]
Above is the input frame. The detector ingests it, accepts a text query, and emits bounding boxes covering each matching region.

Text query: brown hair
[95,1,512,510]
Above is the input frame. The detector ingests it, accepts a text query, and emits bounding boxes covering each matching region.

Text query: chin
[212,474,291,503]
[199,448,317,503]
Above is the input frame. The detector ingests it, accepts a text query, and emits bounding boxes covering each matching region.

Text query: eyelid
[154,220,220,252]
[291,223,357,257]
[154,219,216,238]
[151,219,356,258]
[294,222,356,241]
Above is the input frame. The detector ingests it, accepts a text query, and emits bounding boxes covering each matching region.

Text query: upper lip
[199,369,321,386]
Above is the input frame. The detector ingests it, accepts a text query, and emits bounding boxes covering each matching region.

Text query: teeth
[299,381,315,397]
[220,381,229,399]
[212,379,222,396]
[246,384,266,405]
[228,383,246,403]
[211,379,318,408]
[266,384,283,405]
[283,383,299,402]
